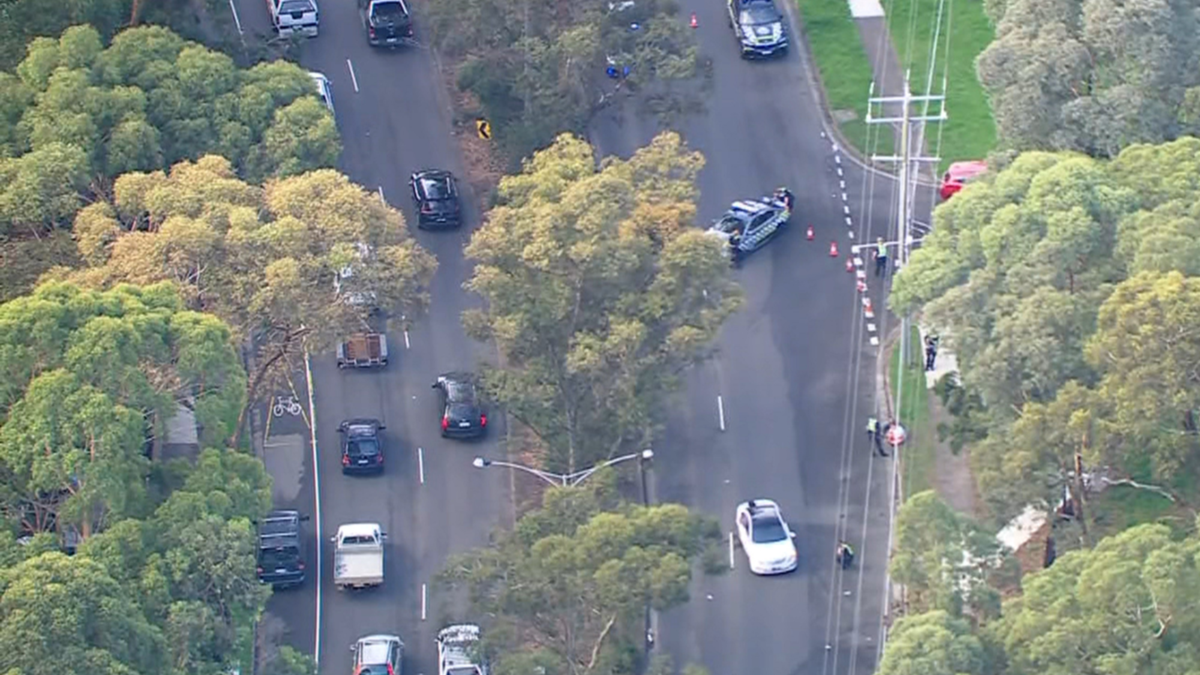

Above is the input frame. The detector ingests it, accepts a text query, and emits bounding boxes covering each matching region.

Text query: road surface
[586,4,931,675]
[234,4,514,674]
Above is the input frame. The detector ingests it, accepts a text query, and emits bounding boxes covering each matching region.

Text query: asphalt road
[234,4,514,674]
[587,5,933,675]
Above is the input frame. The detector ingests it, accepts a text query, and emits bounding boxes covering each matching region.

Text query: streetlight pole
[472,449,655,488]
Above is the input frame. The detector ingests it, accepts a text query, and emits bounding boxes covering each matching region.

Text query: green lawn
[890,324,934,500]
[795,0,894,158]
[885,0,996,172]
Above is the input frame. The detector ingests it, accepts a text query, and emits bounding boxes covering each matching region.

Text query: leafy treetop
[53,155,437,445]
[463,132,741,472]
[0,24,340,235]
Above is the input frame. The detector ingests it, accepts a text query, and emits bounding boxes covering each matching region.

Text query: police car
[728,0,789,58]
[706,193,791,255]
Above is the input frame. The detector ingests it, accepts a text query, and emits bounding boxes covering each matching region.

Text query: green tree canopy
[440,474,720,675]
[464,132,740,471]
[425,0,700,161]
[0,551,167,675]
[55,155,437,443]
[891,138,1200,518]
[0,281,246,537]
[992,523,1200,675]
[0,24,340,234]
[890,491,1015,620]
[977,0,1200,157]
[877,610,989,675]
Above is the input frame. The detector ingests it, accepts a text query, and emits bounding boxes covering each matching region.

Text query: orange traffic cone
[829,241,839,257]
[856,279,867,293]
[806,225,814,240]
[690,12,698,27]
[845,258,854,272]
[864,297,874,317]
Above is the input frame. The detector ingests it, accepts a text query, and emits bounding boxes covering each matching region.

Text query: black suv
[432,373,487,439]
[339,418,386,474]
[256,510,309,588]
[364,0,413,47]
[410,170,462,229]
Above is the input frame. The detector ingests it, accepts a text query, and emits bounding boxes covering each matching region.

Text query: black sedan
[432,373,487,438]
[410,169,462,229]
[338,418,386,474]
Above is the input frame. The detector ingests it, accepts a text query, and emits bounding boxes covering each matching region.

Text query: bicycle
[273,395,303,417]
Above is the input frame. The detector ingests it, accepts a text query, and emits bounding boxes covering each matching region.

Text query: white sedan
[735,499,798,575]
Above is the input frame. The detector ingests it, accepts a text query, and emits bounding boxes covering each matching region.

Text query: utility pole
[865,69,946,420]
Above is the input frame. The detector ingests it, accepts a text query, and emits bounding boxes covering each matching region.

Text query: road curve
[588,3,900,675]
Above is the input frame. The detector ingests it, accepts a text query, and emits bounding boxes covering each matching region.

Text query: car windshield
[348,439,379,457]
[447,668,480,675]
[446,381,475,404]
[420,176,453,200]
[741,5,779,24]
[372,0,407,15]
[280,0,313,13]
[751,517,787,543]
[260,546,299,566]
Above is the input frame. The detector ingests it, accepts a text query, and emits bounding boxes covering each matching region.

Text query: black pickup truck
[364,0,413,47]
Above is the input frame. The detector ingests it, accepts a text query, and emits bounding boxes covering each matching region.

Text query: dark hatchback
[410,170,462,229]
[338,418,386,474]
[257,510,309,588]
[432,373,487,439]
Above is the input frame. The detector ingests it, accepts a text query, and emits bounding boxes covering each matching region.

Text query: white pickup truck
[268,0,319,37]
[332,523,386,590]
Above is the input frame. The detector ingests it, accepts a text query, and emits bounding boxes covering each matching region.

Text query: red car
[939,160,988,200]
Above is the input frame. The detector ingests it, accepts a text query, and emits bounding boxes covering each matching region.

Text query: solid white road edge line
[717,395,726,432]
[421,583,427,621]
[378,186,386,204]
[403,330,410,349]
[304,350,323,667]
[418,447,425,485]
[728,531,736,570]
[346,59,360,92]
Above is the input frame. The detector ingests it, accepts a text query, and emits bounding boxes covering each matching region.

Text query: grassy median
[890,324,934,500]
[795,0,893,157]
[886,0,996,171]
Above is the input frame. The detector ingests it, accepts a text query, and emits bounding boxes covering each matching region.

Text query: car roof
[729,200,775,216]
[741,499,783,517]
[358,634,402,663]
[340,523,383,538]
[438,625,482,673]
[946,160,987,181]
[260,512,300,537]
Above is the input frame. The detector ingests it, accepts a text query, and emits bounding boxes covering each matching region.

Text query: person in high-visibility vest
[874,238,889,277]
[836,541,855,569]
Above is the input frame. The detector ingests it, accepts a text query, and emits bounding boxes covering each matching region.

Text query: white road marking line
[845,217,853,226]
[303,351,323,667]
[843,205,851,215]
[702,288,709,299]
[717,395,726,432]
[837,166,844,177]
[418,447,425,484]
[421,583,427,620]
[346,59,360,92]
[729,531,736,569]
[227,0,244,34]
[378,186,386,204]
[835,154,841,165]
[841,192,848,202]
[840,180,846,190]
[869,336,880,346]
[404,330,410,349]
[867,323,877,333]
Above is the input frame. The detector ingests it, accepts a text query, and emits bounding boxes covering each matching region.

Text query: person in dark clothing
[775,187,795,212]
[924,335,940,371]
[876,420,893,457]
[836,542,855,569]
[728,227,744,267]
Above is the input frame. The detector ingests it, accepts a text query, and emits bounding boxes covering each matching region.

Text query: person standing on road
[925,334,940,371]
[875,419,892,457]
[836,541,855,569]
[866,416,878,443]
[873,238,889,277]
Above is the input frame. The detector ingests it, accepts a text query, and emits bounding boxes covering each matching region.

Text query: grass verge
[885,0,996,172]
[890,324,934,500]
[795,0,894,158]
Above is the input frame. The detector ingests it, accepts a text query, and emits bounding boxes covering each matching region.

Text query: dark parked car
[257,510,310,588]
[432,373,487,438]
[410,170,462,229]
[364,0,412,47]
[338,418,386,474]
